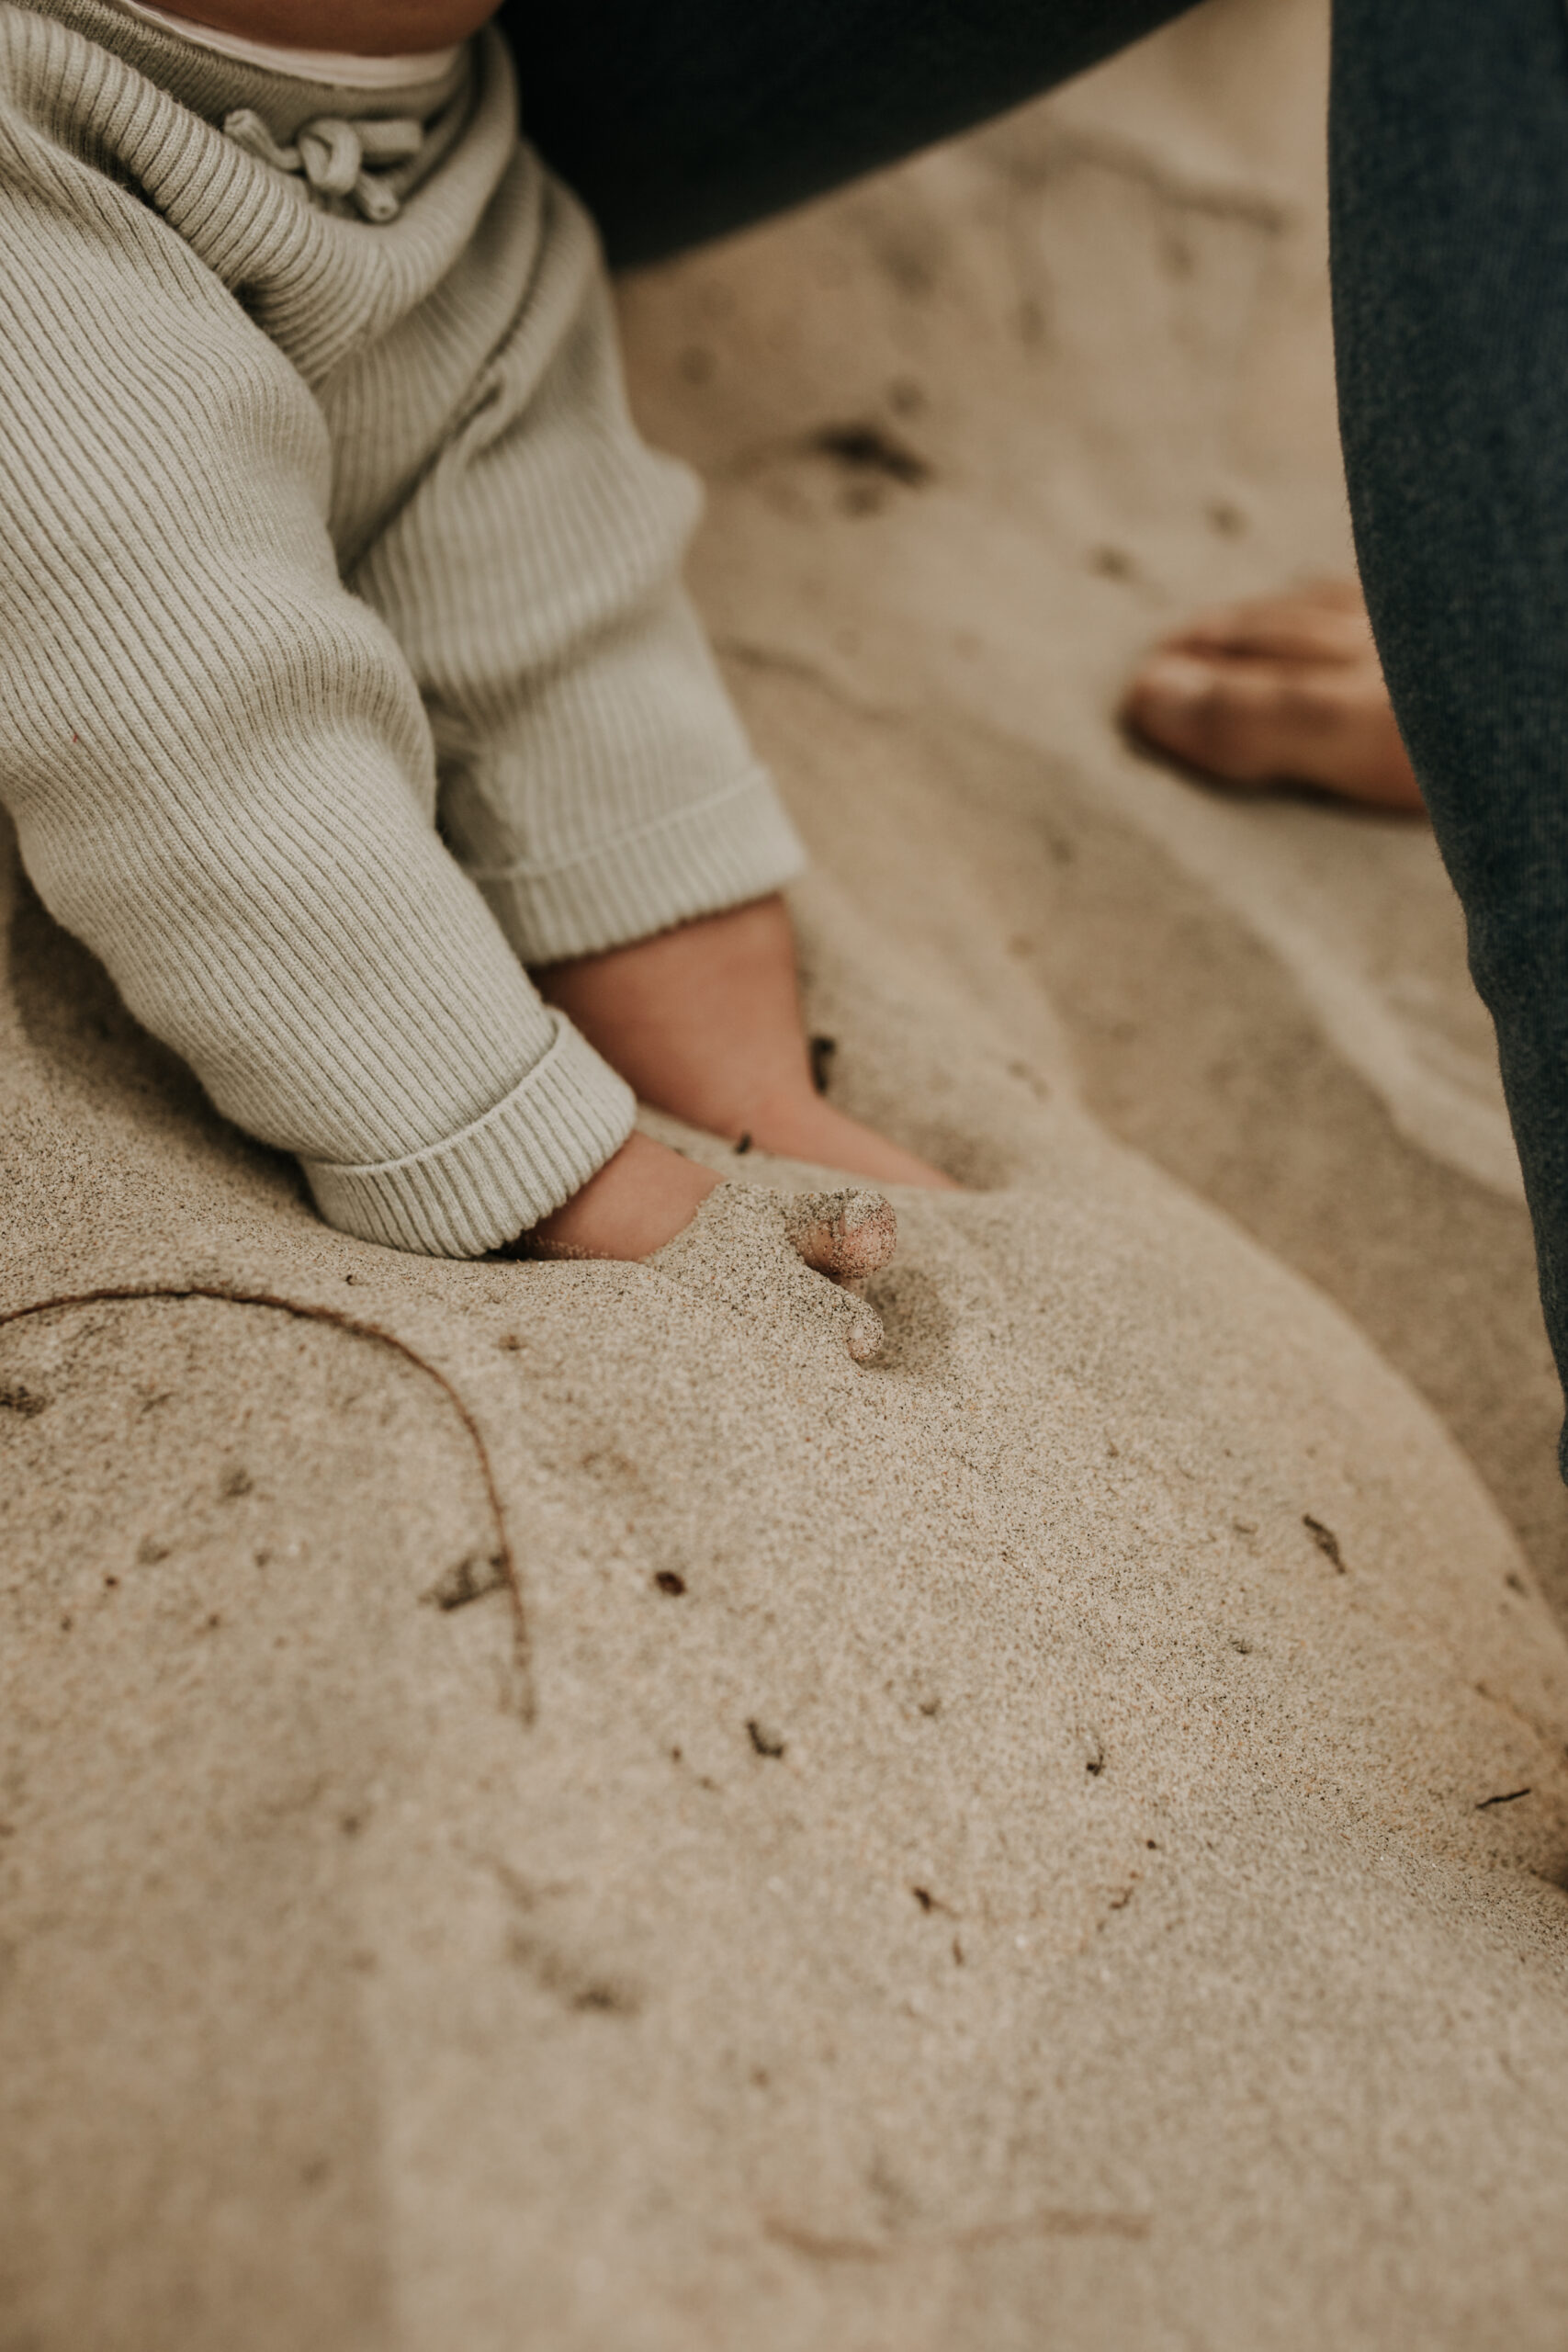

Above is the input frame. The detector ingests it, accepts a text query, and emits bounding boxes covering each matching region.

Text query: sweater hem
[301,1012,636,1256]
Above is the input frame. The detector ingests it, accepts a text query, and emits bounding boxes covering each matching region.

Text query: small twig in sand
[0,1283,533,1720]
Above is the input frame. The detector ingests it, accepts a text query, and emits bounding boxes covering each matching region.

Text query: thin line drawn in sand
[0,1284,532,1719]
[763,2209,1153,2263]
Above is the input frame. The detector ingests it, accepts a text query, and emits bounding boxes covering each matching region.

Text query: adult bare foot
[537,898,960,1188]
[1123,580,1423,812]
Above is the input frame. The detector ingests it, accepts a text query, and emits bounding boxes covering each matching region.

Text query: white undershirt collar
[110,0,460,88]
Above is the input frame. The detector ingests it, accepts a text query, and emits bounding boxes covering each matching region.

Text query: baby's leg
[536,896,960,1192]
[1122,582,1423,811]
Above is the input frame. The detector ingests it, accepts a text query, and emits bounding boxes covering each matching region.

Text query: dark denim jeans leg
[499,0,1196,266]
[1332,0,1568,1470]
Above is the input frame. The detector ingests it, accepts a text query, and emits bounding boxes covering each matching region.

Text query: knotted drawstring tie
[222,107,423,222]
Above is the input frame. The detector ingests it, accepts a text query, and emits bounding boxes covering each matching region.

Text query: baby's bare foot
[745,1094,961,1192]
[651,1182,896,1363]
[526,1132,720,1261]
[1123,581,1423,813]
[525,1136,898,1334]
[537,898,959,1188]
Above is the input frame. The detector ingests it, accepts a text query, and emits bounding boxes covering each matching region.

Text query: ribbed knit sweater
[0,2,805,1254]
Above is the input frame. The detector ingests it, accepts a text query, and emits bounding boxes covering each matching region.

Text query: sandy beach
[5,0,1568,2344]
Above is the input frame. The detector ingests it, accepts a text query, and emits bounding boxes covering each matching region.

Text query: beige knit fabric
[0,3,805,1255]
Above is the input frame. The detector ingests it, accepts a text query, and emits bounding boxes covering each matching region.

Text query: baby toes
[648,1182,892,1363]
[782,1189,899,1283]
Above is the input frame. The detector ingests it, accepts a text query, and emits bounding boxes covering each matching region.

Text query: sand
[5,0,1568,2345]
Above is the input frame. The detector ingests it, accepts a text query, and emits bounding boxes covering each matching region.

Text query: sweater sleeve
[0,107,634,1257]
[345,162,807,968]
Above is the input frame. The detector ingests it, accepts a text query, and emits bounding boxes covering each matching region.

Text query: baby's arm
[345,163,805,977]
[339,130,952,1203]
[0,98,634,1256]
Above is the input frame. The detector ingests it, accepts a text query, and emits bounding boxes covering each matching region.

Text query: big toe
[1124,650,1271,783]
[783,1189,899,1283]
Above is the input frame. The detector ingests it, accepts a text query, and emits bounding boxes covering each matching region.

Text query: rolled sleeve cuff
[466,766,807,967]
[301,1012,636,1257]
